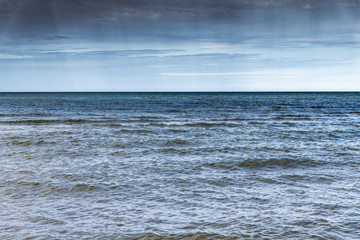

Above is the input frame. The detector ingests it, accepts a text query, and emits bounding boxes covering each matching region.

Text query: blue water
[0,92,359,239]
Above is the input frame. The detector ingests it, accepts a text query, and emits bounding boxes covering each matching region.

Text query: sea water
[0,92,359,239]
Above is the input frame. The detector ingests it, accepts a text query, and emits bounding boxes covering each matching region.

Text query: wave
[5,180,103,195]
[0,119,117,125]
[0,113,52,117]
[205,157,322,169]
[150,122,239,127]
[281,174,336,184]
[164,139,189,146]
[6,140,57,146]
[114,129,156,134]
[158,147,191,154]
[117,119,160,123]
[274,115,312,121]
[119,232,238,240]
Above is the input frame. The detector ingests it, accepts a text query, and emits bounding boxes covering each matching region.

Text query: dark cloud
[0,0,359,46]
[1,0,359,29]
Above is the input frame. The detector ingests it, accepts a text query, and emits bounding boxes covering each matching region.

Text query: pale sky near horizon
[1,0,360,91]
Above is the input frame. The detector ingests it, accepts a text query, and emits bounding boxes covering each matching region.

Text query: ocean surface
[0,92,359,240]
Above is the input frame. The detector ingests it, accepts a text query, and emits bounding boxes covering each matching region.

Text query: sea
[0,92,359,239]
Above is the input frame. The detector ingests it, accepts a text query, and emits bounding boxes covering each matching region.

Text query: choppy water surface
[0,92,359,239]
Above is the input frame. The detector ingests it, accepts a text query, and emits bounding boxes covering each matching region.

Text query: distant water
[1,92,359,239]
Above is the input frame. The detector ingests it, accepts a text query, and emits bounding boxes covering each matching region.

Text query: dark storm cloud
[1,0,360,33]
[1,0,360,54]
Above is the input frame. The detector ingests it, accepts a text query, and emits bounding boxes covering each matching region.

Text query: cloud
[0,48,186,61]
[160,71,296,77]
[44,35,69,41]
[60,49,184,59]
[166,53,258,59]
[1,0,359,29]
[0,53,33,60]
[160,72,246,76]
[0,0,359,47]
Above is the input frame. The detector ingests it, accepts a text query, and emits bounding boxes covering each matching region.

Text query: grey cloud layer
[1,0,360,36]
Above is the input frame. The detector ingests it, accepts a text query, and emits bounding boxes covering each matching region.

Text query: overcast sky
[1,0,360,91]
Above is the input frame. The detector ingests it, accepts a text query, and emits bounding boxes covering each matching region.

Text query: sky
[1,0,360,91]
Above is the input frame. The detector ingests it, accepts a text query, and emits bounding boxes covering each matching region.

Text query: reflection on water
[0,93,360,239]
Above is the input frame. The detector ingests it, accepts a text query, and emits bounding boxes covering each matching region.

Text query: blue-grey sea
[0,92,359,239]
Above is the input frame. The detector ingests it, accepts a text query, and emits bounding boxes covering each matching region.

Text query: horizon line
[0,91,360,93]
